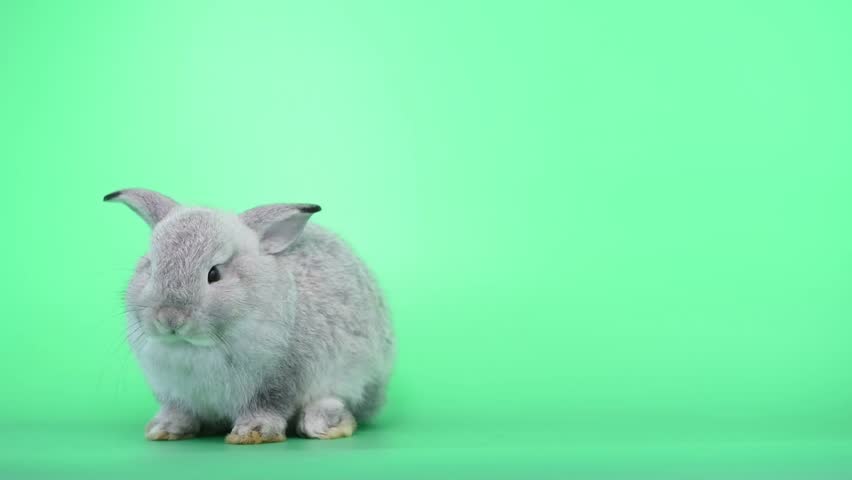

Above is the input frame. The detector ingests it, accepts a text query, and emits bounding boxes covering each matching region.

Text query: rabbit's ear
[240,203,321,254]
[103,188,179,228]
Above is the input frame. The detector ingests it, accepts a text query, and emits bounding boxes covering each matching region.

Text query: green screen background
[3,1,852,478]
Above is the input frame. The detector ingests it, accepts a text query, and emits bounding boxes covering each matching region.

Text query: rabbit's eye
[208,266,222,284]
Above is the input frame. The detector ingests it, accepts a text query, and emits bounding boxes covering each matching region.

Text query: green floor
[4,421,852,479]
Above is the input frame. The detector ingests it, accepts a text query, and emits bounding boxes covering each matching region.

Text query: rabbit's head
[105,188,320,347]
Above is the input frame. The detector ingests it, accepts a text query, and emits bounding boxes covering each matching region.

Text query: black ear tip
[299,204,321,214]
[103,190,123,202]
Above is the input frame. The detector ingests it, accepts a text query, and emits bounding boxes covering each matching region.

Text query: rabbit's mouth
[182,336,217,347]
[153,332,217,348]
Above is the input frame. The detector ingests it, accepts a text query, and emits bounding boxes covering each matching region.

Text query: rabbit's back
[277,224,395,420]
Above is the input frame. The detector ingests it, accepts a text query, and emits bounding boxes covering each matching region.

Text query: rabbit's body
[109,190,394,443]
[136,224,393,423]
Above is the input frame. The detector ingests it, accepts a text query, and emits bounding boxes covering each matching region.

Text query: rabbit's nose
[156,306,188,332]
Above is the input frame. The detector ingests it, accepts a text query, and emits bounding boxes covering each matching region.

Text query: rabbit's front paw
[145,409,200,441]
[225,412,286,444]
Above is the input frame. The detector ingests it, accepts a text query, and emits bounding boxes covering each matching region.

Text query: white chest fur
[136,341,266,421]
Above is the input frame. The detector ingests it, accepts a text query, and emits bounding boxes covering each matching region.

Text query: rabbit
[104,188,395,444]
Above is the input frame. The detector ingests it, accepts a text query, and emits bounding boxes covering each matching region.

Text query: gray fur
[106,188,395,441]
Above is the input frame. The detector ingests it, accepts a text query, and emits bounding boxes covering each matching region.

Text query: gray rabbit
[105,189,395,444]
